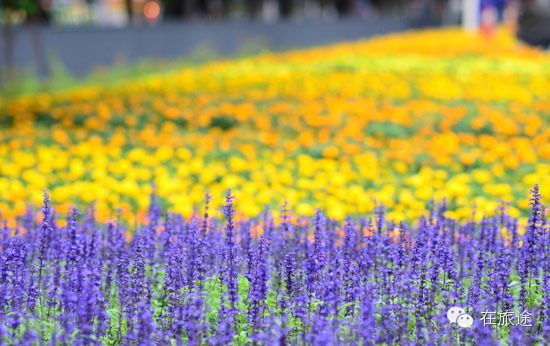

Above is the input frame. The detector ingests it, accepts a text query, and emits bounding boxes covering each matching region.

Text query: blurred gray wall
[3,19,409,76]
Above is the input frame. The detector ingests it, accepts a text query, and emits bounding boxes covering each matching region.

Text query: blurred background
[0,0,550,226]
[1,0,548,88]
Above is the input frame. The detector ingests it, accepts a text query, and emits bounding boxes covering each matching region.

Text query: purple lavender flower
[0,187,548,344]
[220,188,240,333]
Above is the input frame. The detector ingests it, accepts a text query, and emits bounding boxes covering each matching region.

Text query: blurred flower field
[1,27,550,225]
[2,27,550,345]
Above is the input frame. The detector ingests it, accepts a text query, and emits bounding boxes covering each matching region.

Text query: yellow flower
[1,28,549,223]
[473,169,491,184]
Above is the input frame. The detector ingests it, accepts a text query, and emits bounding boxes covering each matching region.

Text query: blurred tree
[279,0,293,17]
[163,0,181,18]
[335,0,355,15]
[246,0,262,18]
[163,0,196,18]
[317,0,332,16]
[369,0,397,12]
[221,0,231,16]
[1,0,48,84]
[197,0,209,16]
[125,0,133,23]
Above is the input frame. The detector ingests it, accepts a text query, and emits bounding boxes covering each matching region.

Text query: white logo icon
[447,307,465,323]
[447,307,473,328]
[457,313,474,328]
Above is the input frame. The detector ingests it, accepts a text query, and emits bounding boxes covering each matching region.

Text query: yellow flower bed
[1,27,549,225]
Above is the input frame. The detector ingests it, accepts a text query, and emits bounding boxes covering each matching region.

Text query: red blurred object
[480,5,497,37]
[143,0,160,23]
